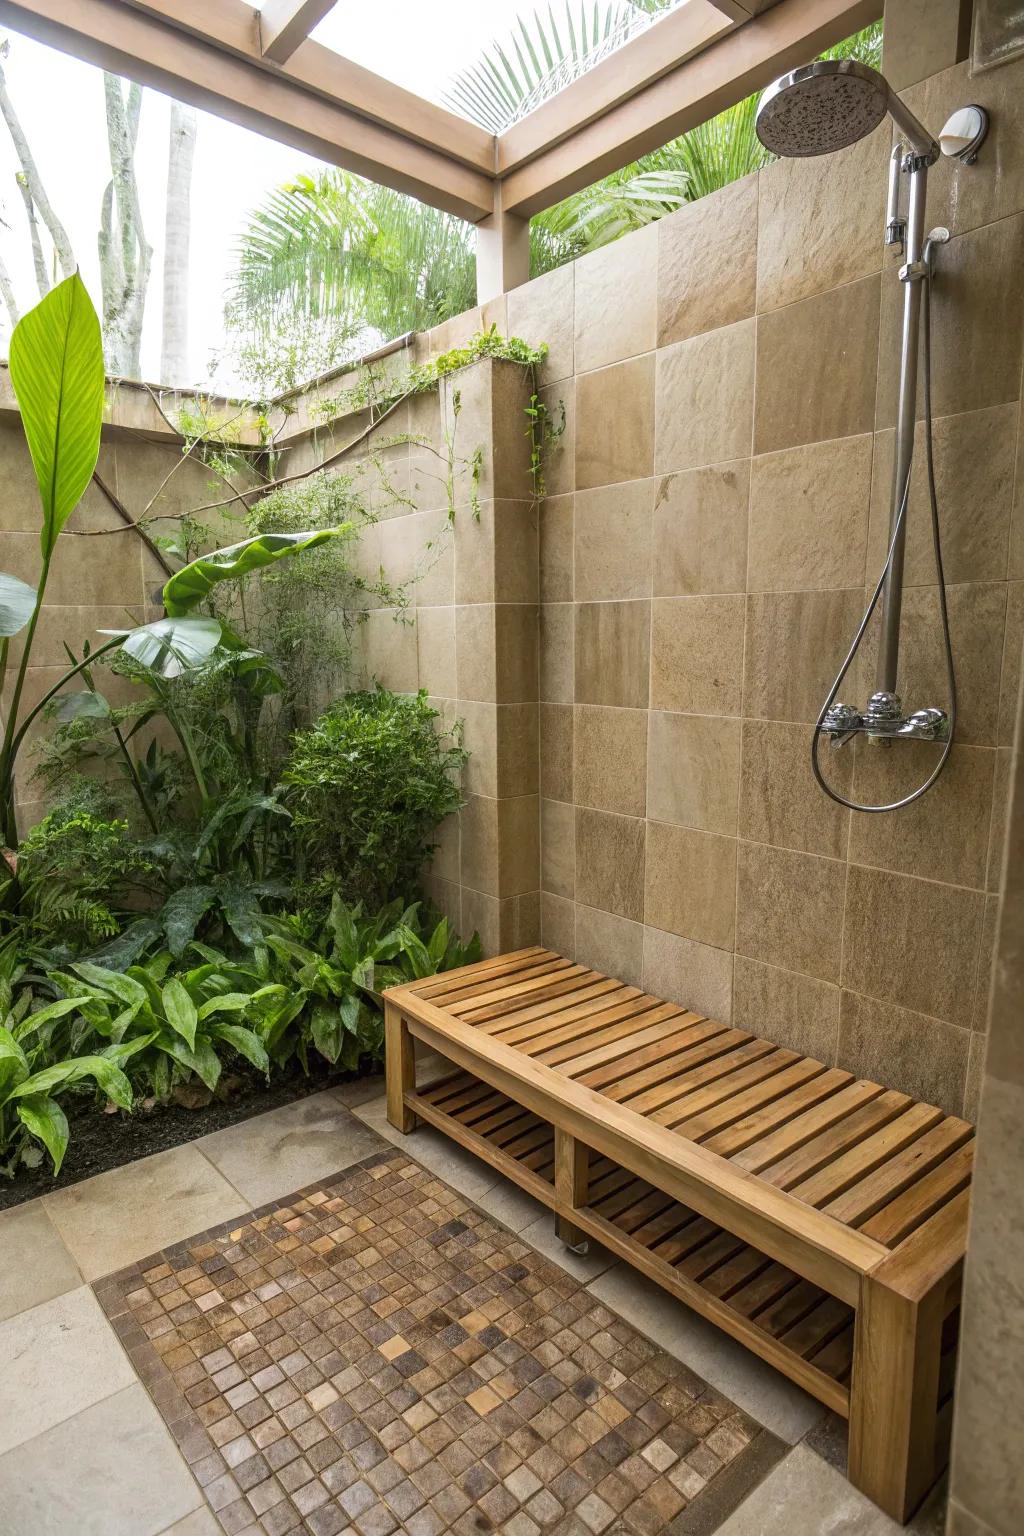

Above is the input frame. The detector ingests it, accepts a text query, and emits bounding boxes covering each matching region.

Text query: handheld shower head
[755,58,938,163]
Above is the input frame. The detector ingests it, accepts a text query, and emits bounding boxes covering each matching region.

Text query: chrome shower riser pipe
[876,158,929,697]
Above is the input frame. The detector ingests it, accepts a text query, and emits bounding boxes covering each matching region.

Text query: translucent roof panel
[310,1,687,132]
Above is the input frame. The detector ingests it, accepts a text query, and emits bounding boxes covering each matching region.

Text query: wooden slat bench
[383,947,973,1523]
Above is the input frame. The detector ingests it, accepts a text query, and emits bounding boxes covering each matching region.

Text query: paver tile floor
[0,1089,949,1534]
[93,1149,785,1536]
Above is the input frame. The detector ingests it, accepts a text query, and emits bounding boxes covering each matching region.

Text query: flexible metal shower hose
[810,263,957,814]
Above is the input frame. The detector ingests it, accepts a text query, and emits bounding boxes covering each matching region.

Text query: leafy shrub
[12,804,157,952]
[282,688,466,909]
[1,946,133,1176]
[258,895,481,1072]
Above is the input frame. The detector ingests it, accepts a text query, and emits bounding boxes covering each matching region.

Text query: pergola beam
[258,0,337,66]
[498,1,735,176]
[499,0,882,218]
[0,0,494,219]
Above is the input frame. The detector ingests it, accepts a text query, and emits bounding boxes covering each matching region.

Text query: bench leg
[848,1273,945,1522]
[554,1127,589,1253]
[384,1003,417,1134]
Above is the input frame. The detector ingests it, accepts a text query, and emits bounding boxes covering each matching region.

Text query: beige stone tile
[497,794,540,896]
[738,718,851,859]
[460,793,499,894]
[574,703,648,817]
[641,925,733,1023]
[657,174,757,347]
[455,499,538,604]
[735,841,846,982]
[411,509,456,605]
[4,527,144,610]
[876,215,1024,428]
[161,1509,223,1536]
[734,956,841,1064]
[0,1204,81,1324]
[575,355,655,489]
[459,885,500,955]
[854,581,1006,746]
[0,1384,202,1536]
[652,461,749,597]
[540,492,574,602]
[4,604,151,669]
[538,378,574,497]
[575,807,646,922]
[650,594,745,715]
[714,1443,900,1536]
[655,318,755,474]
[987,747,1012,894]
[756,124,888,313]
[0,1286,136,1456]
[494,603,538,703]
[431,811,461,887]
[574,903,644,988]
[495,701,538,797]
[540,601,574,703]
[949,1075,1024,1535]
[747,435,871,592]
[972,892,999,1031]
[647,711,740,835]
[644,821,737,949]
[848,741,995,887]
[962,1034,987,1123]
[574,599,650,708]
[540,700,573,801]
[842,863,984,1025]
[541,796,575,898]
[574,479,654,601]
[197,1094,384,1207]
[422,873,461,931]
[867,406,1017,586]
[541,892,576,957]
[455,604,495,701]
[837,991,971,1115]
[998,581,1023,748]
[43,1144,247,1281]
[743,589,866,724]
[416,604,456,697]
[754,275,880,454]
[507,263,575,384]
[574,223,657,372]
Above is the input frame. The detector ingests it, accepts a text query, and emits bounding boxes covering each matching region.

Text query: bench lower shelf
[410,1067,860,1416]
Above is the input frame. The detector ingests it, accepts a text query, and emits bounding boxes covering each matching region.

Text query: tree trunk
[99,73,152,377]
[15,174,49,298]
[0,45,76,280]
[0,244,18,331]
[160,100,197,385]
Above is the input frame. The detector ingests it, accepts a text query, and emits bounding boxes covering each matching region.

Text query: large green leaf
[10,1054,132,1110]
[159,885,216,957]
[162,978,198,1050]
[161,530,347,616]
[16,1093,70,1174]
[0,1025,29,1100]
[101,616,222,679]
[206,1022,270,1075]
[8,273,105,560]
[0,572,37,637]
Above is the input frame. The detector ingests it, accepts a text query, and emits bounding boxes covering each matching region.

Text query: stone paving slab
[93,1148,787,1536]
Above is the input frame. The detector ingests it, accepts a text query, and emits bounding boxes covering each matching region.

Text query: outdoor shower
[755,58,989,812]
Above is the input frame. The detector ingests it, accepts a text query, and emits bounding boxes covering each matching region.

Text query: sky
[0,1,531,392]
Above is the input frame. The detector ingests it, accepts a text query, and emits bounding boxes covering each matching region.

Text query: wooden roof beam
[498,0,883,218]
[259,0,337,66]
[0,0,495,219]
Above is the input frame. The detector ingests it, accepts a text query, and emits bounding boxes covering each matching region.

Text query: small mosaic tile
[94,1149,783,1534]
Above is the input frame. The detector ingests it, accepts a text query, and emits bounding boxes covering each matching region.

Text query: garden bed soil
[0,1060,383,1213]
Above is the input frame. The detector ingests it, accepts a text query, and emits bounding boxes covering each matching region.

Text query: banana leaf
[8,273,105,560]
[161,529,349,616]
[0,572,36,637]
[100,616,223,679]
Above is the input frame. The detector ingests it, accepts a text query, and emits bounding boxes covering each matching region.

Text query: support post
[554,1125,590,1250]
[848,1271,946,1521]
[384,1002,417,1133]
[476,182,530,303]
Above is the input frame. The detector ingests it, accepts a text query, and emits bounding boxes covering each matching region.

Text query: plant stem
[0,555,51,848]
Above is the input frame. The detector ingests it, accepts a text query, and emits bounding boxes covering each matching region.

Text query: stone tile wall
[498,53,1024,1120]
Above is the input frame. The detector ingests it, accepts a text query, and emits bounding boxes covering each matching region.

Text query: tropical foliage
[225,10,883,387]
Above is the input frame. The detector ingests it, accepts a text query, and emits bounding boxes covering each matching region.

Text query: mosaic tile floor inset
[94,1150,785,1535]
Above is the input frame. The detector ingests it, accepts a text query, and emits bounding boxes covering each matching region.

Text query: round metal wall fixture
[939,104,989,162]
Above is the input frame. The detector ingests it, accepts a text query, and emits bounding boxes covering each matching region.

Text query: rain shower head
[755,58,938,163]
